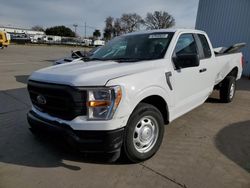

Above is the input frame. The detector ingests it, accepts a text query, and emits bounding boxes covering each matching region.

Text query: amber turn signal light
[87,100,111,107]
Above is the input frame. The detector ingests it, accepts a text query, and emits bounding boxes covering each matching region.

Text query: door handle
[199,68,207,73]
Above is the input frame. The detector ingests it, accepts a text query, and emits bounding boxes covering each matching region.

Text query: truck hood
[29,60,156,86]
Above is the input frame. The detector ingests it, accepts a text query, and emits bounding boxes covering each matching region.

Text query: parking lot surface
[0,45,249,188]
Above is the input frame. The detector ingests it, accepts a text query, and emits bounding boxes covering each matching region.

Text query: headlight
[86,86,122,120]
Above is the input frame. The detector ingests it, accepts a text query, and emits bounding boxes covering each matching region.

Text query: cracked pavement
[0,45,249,188]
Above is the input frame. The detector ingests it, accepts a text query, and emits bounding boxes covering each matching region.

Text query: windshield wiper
[110,58,146,63]
[84,57,156,63]
[83,57,104,62]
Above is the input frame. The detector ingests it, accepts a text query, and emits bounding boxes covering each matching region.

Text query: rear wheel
[123,103,164,162]
[220,76,236,103]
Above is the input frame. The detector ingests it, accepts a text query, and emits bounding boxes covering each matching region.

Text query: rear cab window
[197,34,212,59]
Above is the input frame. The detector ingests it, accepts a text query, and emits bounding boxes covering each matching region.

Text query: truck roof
[124,28,206,36]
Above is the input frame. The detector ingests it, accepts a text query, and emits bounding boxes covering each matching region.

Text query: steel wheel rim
[230,82,235,99]
[133,116,159,153]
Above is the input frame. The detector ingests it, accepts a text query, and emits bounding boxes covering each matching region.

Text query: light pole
[84,22,86,39]
[73,24,78,36]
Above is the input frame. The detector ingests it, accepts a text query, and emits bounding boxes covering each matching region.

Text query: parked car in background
[54,46,102,65]
[10,33,31,44]
[30,34,45,43]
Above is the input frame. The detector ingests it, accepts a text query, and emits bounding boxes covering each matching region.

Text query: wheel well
[140,95,169,124]
[227,67,238,78]
[214,67,238,90]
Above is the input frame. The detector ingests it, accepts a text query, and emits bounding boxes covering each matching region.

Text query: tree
[93,29,101,39]
[103,16,114,40]
[45,26,75,37]
[120,13,144,33]
[113,18,123,37]
[103,13,144,40]
[31,25,44,32]
[144,11,175,30]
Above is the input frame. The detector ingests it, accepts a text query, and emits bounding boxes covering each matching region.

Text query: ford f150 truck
[27,29,244,162]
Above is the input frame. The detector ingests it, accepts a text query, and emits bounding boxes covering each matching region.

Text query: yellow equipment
[0,31,11,48]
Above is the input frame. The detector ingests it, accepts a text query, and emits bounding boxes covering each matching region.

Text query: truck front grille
[27,80,87,120]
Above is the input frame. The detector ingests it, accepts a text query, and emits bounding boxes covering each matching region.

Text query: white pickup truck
[27,29,244,162]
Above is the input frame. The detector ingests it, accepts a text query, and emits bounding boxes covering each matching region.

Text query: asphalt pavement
[0,45,249,188]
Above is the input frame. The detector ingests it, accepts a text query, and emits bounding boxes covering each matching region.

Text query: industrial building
[0,26,45,36]
[0,26,101,46]
[196,0,250,76]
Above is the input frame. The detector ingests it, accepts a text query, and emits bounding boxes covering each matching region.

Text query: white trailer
[93,39,105,46]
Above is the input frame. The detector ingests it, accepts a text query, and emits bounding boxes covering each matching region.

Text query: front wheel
[123,103,164,162]
[220,76,236,103]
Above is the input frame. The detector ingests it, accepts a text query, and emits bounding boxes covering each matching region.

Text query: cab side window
[198,34,212,58]
[174,34,198,56]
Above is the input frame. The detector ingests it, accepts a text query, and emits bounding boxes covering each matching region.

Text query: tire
[123,103,165,162]
[220,76,236,103]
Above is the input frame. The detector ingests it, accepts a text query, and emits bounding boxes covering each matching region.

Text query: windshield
[89,32,174,62]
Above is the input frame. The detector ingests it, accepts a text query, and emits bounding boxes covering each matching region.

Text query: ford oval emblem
[37,95,46,105]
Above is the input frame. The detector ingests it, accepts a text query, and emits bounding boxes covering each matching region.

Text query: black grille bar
[27,80,87,120]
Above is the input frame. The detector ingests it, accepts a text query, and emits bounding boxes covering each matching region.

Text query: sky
[0,0,199,37]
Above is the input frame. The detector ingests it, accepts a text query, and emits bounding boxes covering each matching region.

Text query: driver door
[171,33,206,119]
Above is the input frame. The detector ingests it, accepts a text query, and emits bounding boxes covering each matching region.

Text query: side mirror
[173,54,200,69]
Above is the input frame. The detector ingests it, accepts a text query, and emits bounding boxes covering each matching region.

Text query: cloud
[0,0,199,36]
